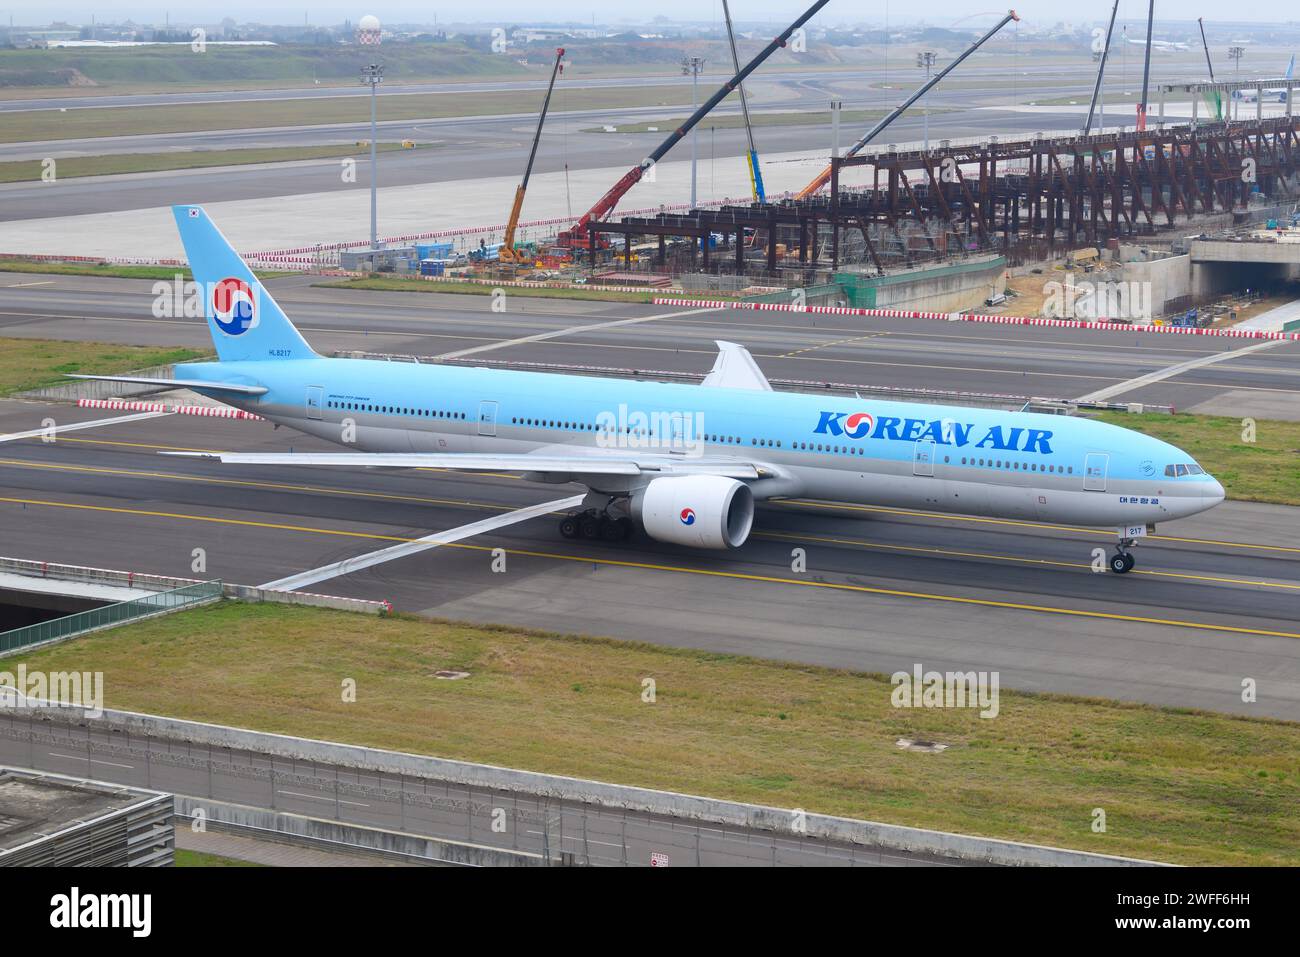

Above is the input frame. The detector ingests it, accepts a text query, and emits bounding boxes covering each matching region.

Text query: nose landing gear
[1109,537,1137,574]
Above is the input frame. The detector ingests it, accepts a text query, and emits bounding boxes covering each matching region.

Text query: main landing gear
[559,508,634,543]
[1109,537,1137,574]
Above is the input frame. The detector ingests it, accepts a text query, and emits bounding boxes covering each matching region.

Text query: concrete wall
[1191,239,1300,265]
[1121,254,1193,314]
[837,256,1007,313]
[40,702,1166,868]
[173,797,541,867]
[745,283,844,307]
[17,363,195,402]
[0,557,389,616]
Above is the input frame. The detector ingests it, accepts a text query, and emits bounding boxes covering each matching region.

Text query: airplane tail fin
[1287,54,1295,80]
[171,205,317,363]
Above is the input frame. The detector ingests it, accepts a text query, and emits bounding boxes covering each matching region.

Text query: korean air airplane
[76,206,1225,574]
[1232,54,1295,102]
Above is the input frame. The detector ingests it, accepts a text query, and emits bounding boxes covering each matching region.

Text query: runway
[0,62,1110,225]
[3,273,1299,413]
[0,63,1110,115]
[1,279,1299,718]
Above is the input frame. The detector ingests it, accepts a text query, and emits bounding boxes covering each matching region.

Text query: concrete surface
[175,826,417,867]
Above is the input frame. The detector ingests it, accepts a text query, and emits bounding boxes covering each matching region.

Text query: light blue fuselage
[179,356,1224,529]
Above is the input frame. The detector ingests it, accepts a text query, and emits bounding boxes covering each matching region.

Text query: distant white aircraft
[1232,54,1295,102]
[1125,37,1190,52]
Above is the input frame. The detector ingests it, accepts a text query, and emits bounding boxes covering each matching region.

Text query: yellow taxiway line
[3,493,1298,641]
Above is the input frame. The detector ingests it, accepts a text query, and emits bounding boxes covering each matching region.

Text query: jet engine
[632,475,754,549]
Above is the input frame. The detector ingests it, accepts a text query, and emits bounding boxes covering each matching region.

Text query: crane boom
[1136,0,1155,131]
[500,47,565,264]
[796,9,1019,200]
[723,0,766,203]
[1197,17,1223,121]
[558,0,830,248]
[1084,0,1120,134]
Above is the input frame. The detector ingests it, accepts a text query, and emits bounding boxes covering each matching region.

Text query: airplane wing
[162,450,766,480]
[66,375,268,396]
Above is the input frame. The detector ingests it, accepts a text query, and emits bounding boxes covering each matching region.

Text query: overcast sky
[8,1,1300,27]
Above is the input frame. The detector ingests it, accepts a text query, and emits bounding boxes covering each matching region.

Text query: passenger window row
[327,400,465,420]
[948,455,1074,475]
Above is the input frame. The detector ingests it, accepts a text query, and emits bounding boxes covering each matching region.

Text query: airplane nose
[1204,478,1225,504]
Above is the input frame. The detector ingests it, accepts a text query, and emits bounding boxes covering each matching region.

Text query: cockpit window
[1165,463,1205,477]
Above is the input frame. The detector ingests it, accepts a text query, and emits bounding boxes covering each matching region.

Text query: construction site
[272,2,1299,332]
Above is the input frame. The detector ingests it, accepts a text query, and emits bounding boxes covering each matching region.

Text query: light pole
[916,51,936,152]
[1228,46,1245,121]
[682,56,704,209]
[360,62,384,251]
[358,14,384,253]
[830,98,842,159]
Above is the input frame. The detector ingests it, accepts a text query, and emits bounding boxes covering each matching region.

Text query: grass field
[1096,411,1300,506]
[0,337,207,396]
[5,601,1296,866]
[0,143,405,183]
[0,43,529,94]
[0,84,707,145]
[0,261,291,281]
[320,276,666,304]
[174,850,262,867]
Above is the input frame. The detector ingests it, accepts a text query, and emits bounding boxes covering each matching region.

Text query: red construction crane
[556,0,832,250]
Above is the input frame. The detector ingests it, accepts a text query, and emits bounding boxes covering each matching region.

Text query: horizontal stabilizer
[66,375,268,395]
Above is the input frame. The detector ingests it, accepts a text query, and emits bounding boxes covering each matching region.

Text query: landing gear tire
[561,507,635,545]
[1109,551,1136,574]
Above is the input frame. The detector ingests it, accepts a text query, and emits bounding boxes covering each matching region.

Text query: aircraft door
[306,385,324,421]
[477,400,499,437]
[912,438,936,477]
[1084,452,1108,491]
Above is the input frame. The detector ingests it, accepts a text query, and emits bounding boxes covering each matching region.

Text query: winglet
[702,340,772,391]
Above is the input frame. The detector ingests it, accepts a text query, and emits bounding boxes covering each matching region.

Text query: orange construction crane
[499,47,564,264]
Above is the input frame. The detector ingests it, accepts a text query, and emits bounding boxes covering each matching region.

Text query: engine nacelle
[632,475,754,549]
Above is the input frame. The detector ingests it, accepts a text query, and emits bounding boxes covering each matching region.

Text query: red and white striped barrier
[77,398,263,420]
[0,253,187,268]
[650,298,1300,341]
[76,399,168,413]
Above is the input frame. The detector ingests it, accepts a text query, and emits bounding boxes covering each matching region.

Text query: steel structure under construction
[582,115,1300,279]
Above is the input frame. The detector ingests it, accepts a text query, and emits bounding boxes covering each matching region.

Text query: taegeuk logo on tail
[210,277,258,336]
